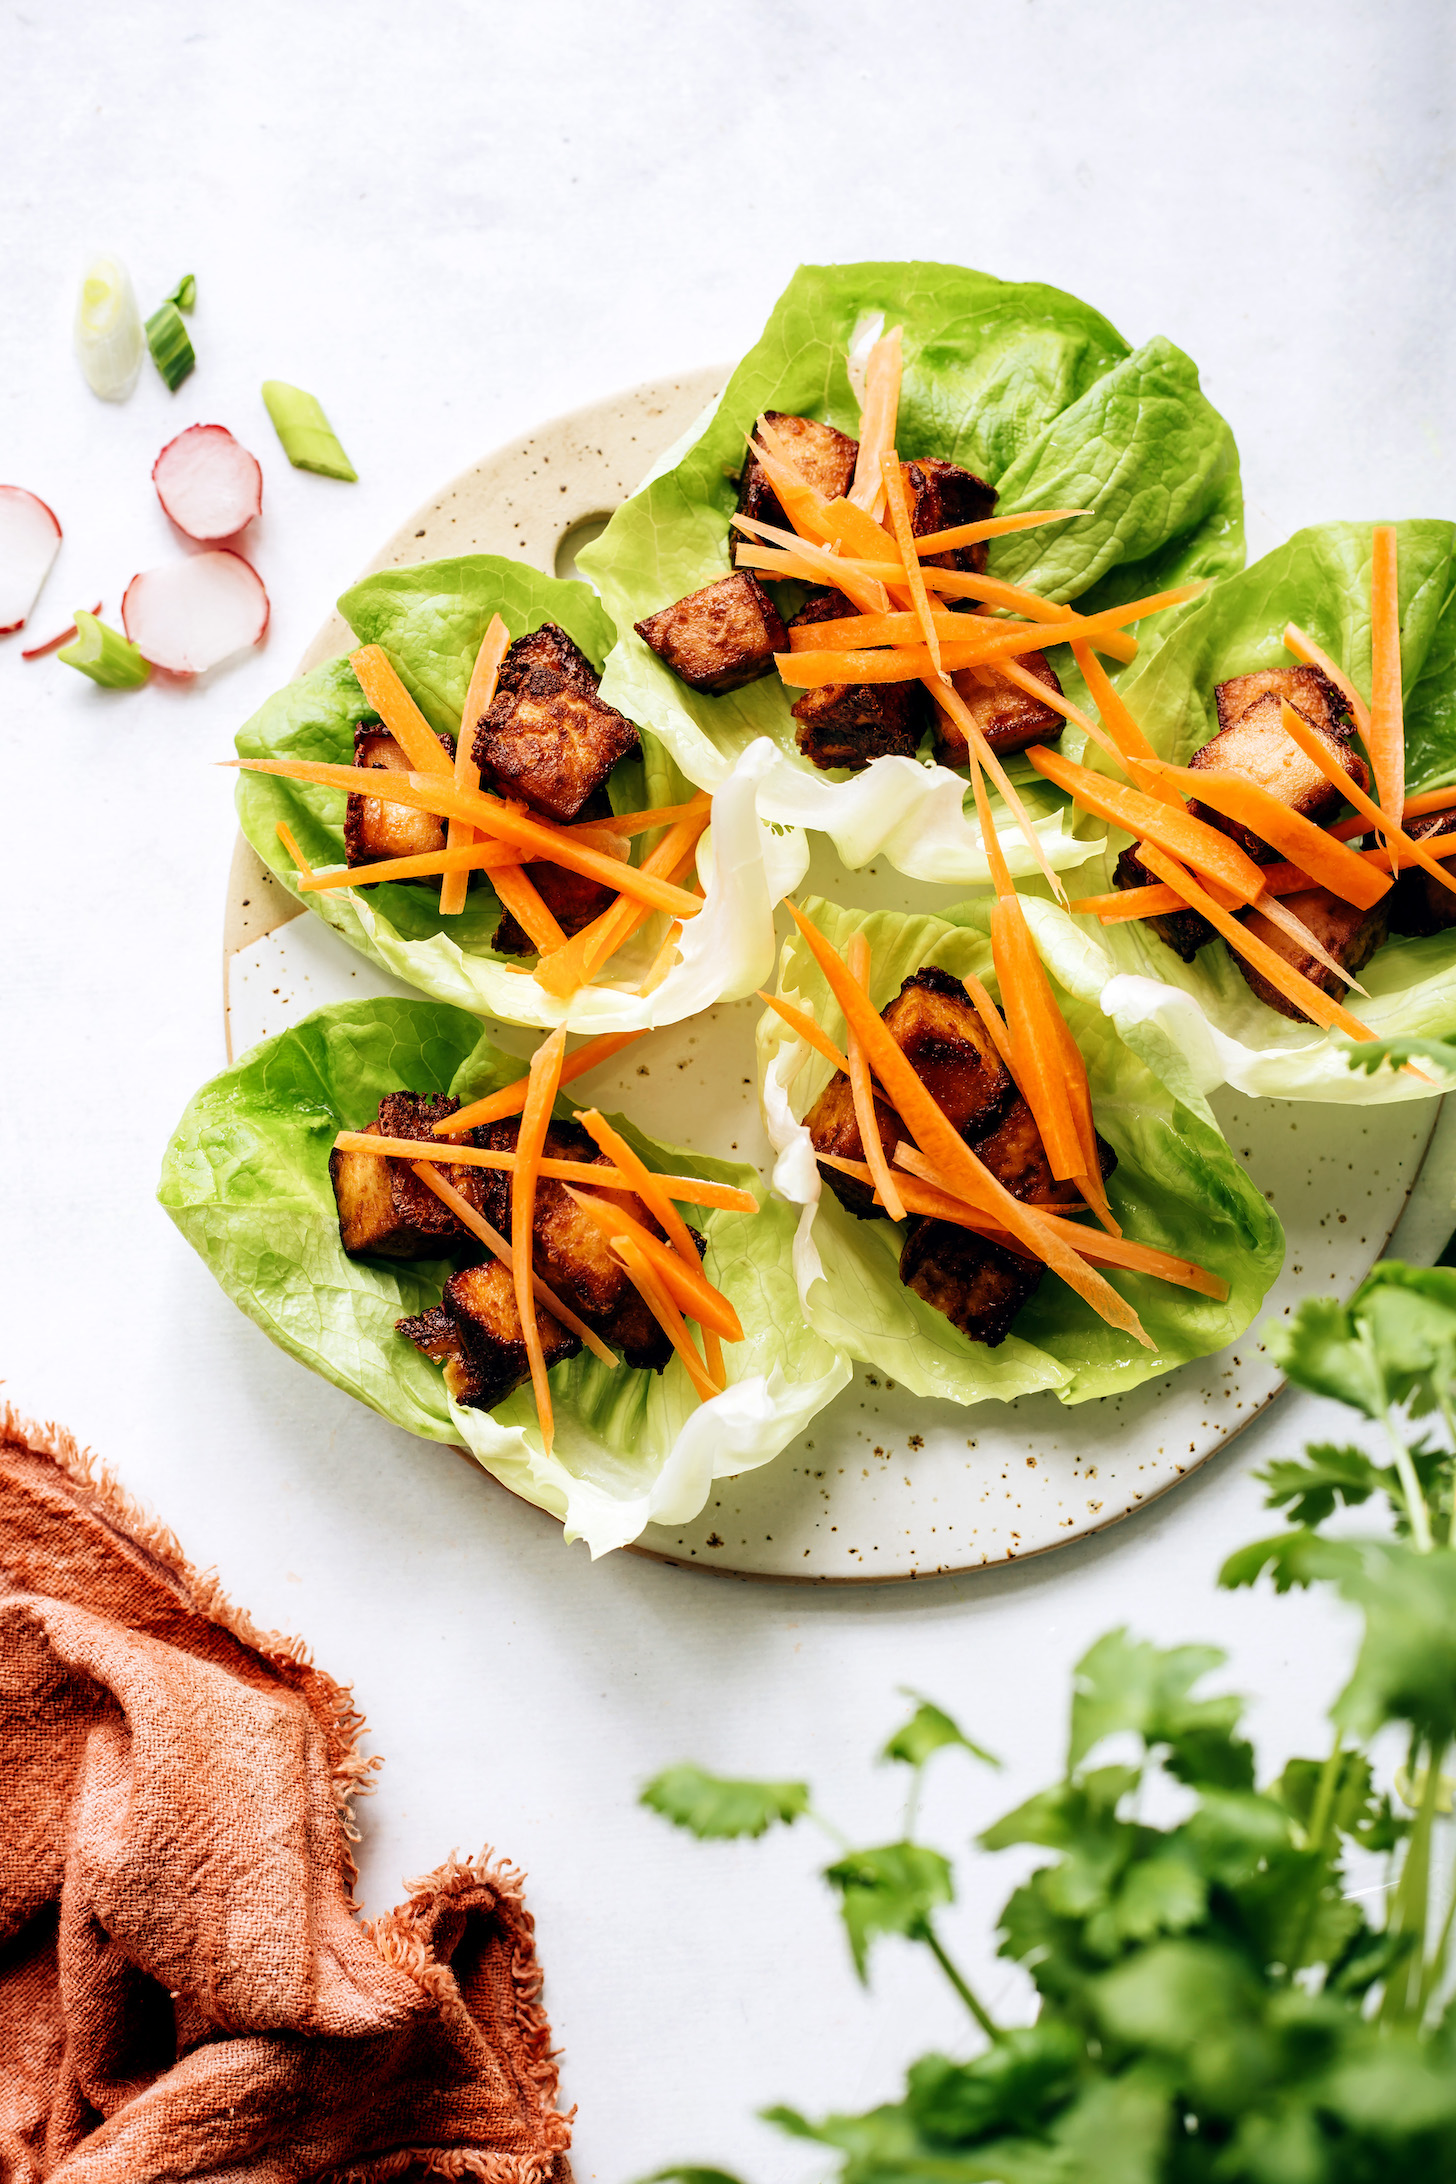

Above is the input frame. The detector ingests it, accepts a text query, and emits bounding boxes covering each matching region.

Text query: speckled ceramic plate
[222,372,1446,1581]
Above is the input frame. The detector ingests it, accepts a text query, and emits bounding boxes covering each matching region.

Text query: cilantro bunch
[643,1262,1456,2183]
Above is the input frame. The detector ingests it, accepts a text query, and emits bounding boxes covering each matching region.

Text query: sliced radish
[0,486,63,634]
[153,424,264,543]
[123,551,269,674]
[23,601,101,660]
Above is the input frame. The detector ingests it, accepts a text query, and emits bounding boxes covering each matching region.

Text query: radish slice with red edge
[23,601,101,660]
[0,486,63,634]
[153,424,263,543]
[123,551,269,674]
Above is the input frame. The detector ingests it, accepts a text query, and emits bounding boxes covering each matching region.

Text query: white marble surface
[2,4,1453,2178]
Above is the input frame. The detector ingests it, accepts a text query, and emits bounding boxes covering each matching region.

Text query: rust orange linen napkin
[0,1406,573,2184]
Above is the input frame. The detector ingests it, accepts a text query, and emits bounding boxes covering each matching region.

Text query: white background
[2,3,1454,2178]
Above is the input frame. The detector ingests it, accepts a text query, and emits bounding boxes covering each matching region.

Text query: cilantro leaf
[1343,1031,1456,1078]
[641,1764,808,1839]
[823,1841,954,1980]
[1068,1629,1249,1787]
[1258,1442,1385,1527]
[1331,1538,1456,1744]
[906,2025,1083,2147]
[1219,1529,1358,1593]
[883,1694,1000,1771]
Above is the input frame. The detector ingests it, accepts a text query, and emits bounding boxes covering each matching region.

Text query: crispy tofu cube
[934,652,1066,767]
[491,861,617,957]
[786,589,928,770]
[472,635,640,824]
[899,1219,1042,1346]
[1234,888,1390,1021]
[635,572,788,696]
[734,413,859,554]
[344,725,454,867]
[329,1093,483,1259]
[397,1260,579,1413]
[477,1120,674,1371]
[1113,843,1213,963]
[1214,664,1354,742]
[1390,809,1456,937]
[969,1095,1116,1210]
[905,457,997,573]
[1189,692,1369,861]
[806,967,1015,1218]
[495,624,600,702]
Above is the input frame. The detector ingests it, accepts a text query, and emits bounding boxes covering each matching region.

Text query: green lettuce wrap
[1031,520,1456,1105]
[234,556,807,1034]
[757,899,1283,1405]
[159,998,849,1557]
[582,259,1243,885]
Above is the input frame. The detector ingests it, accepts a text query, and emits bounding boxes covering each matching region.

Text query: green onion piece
[57,611,151,688]
[261,381,357,481]
[74,254,144,401]
[167,273,197,312]
[146,300,196,391]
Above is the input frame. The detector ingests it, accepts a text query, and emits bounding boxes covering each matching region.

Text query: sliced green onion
[261,381,357,481]
[57,611,151,688]
[146,295,196,392]
[75,255,144,401]
[167,273,197,312]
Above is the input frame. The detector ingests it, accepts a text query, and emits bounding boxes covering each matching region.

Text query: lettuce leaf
[582,259,1242,882]
[234,555,807,1033]
[757,899,1282,1405]
[1040,520,1456,1105]
[158,998,849,1558]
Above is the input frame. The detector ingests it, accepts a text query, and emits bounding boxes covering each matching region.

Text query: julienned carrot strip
[1382,787,1456,821]
[1070,883,1187,921]
[959,973,1023,1093]
[880,455,943,675]
[407,1161,617,1367]
[513,1027,568,1453]
[1134,844,1375,1041]
[755,991,852,1076]
[564,1188,743,1343]
[336,1132,729,1197]
[1133,755,1391,912]
[574,1109,705,1274]
[230,759,702,917]
[911,508,1091,557]
[435,1030,646,1135]
[1283,622,1371,739]
[609,1233,720,1401]
[1025,747,1268,905]
[1068,640,1162,768]
[780,618,1133,686]
[1276,700,1456,905]
[349,645,455,779]
[1048,999,1120,1233]
[823,1154,1227,1301]
[1368,527,1405,832]
[965,741,1013,898]
[534,815,706,998]
[848,326,903,516]
[747,427,835,544]
[580,794,712,838]
[989,894,1087,1186]
[994,657,1128,771]
[275,821,316,881]
[300,842,525,891]
[490,865,568,955]
[787,607,1046,651]
[442,613,510,917]
[846,933,905,1223]
[784,903,1152,1345]
[729,519,890,614]
[932,677,1068,903]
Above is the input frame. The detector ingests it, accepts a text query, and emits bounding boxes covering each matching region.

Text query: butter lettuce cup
[584,259,1243,889]
[758,897,1282,1407]
[160,997,849,1558]
[234,554,807,1034]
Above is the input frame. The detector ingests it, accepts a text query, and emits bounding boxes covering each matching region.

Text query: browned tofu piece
[1113,842,1213,963]
[1390,809,1456,937]
[473,642,639,824]
[1234,888,1390,1021]
[635,573,788,696]
[734,412,859,554]
[806,967,1016,1218]
[1214,664,1355,742]
[785,587,928,770]
[477,1120,674,1371]
[934,652,1066,767]
[899,1219,1042,1347]
[344,725,454,868]
[905,457,997,574]
[969,1096,1116,1210]
[1189,692,1369,861]
[398,1261,580,1413]
[491,860,617,957]
[329,1093,484,1259]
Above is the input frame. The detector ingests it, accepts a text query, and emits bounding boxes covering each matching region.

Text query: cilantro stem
[922,1920,1001,2042]
[807,1806,853,1853]
[1382,1737,1447,2026]
[1378,1406,1433,1554]
[1419,1845,1456,2023]
[1307,1738,1343,1853]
